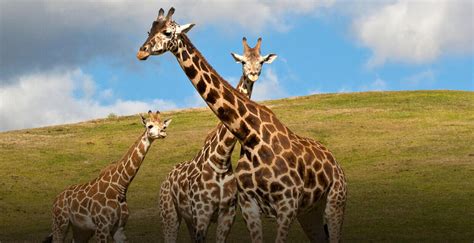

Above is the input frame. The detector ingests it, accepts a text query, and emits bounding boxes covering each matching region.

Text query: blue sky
[0,0,472,131]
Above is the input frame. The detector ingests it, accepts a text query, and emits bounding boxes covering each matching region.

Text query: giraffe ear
[231,53,245,63]
[163,118,172,128]
[176,23,195,34]
[262,53,277,64]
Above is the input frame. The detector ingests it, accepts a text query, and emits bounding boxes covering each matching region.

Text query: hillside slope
[1,90,473,242]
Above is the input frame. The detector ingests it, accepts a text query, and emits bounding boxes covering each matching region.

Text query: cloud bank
[352,0,473,67]
[0,69,177,131]
[0,0,334,81]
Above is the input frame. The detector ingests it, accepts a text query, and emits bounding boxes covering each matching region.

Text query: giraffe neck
[172,34,257,143]
[110,132,152,194]
[205,75,254,173]
[237,75,254,98]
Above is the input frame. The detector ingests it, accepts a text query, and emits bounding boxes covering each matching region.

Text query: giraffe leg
[193,202,214,243]
[93,226,111,243]
[239,194,263,243]
[275,205,298,243]
[215,203,236,243]
[112,227,127,243]
[184,218,196,242]
[324,182,347,243]
[297,199,328,243]
[159,181,181,243]
[50,191,71,243]
[51,215,70,243]
[112,203,129,243]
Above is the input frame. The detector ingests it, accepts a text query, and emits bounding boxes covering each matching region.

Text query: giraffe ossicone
[138,7,347,243]
[45,111,171,243]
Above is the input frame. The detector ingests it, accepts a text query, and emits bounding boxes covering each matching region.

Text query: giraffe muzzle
[136,51,150,60]
[248,74,259,82]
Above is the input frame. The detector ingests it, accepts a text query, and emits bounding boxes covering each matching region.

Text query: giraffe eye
[164,31,172,37]
[148,125,154,129]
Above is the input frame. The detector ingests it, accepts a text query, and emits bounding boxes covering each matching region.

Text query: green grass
[0,90,473,242]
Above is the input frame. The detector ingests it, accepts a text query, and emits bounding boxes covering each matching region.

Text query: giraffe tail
[42,233,53,243]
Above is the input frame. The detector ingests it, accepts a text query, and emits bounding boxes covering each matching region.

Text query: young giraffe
[159,37,276,243]
[44,111,171,243]
[137,8,347,243]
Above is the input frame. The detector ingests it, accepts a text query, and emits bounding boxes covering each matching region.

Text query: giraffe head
[140,110,172,139]
[231,37,277,82]
[137,7,194,60]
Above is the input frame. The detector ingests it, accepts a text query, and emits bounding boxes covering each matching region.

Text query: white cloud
[0,0,336,80]
[353,0,473,67]
[169,0,335,32]
[252,68,287,101]
[34,0,335,32]
[99,89,114,100]
[0,69,177,131]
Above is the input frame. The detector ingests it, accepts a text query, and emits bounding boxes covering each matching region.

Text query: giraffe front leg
[92,217,113,243]
[192,200,214,243]
[215,202,236,243]
[275,202,298,243]
[159,180,181,243]
[239,194,263,243]
[52,215,70,243]
[113,203,129,243]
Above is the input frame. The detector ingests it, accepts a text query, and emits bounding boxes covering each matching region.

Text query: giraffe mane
[180,33,249,102]
[204,124,220,144]
[98,163,117,177]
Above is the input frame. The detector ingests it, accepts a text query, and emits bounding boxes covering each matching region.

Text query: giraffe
[137,8,347,243]
[159,37,276,243]
[44,111,172,243]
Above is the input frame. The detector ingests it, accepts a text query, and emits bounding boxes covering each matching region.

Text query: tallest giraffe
[137,8,347,243]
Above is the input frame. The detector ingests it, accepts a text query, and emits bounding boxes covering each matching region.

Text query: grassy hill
[0,90,473,242]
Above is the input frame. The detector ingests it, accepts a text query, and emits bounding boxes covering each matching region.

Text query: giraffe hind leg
[112,227,127,243]
[324,182,347,243]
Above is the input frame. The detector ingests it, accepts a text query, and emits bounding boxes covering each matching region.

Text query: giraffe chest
[187,163,237,206]
[169,160,237,220]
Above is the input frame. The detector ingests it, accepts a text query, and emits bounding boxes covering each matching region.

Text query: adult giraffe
[137,8,347,243]
[159,37,276,243]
